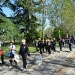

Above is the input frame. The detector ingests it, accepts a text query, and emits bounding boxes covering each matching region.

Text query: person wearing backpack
[8,41,17,68]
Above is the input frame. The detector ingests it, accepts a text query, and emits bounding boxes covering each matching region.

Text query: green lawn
[2,43,36,59]
[2,42,59,59]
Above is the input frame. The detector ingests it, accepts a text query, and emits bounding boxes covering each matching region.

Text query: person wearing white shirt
[8,41,17,68]
[0,41,3,47]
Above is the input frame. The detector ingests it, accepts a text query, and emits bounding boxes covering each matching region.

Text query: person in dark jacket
[47,39,51,55]
[50,39,54,51]
[38,38,42,55]
[68,36,73,52]
[41,39,45,53]
[45,39,48,52]
[58,37,63,52]
[19,39,30,72]
[53,38,56,53]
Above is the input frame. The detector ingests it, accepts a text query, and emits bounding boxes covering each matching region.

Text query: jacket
[19,44,30,58]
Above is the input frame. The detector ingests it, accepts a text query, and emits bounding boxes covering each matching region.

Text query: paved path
[0,46,75,75]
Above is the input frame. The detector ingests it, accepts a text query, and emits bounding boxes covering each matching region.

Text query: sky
[2,7,14,17]
[2,0,51,17]
[2,7,50,29]
[2,0,50,29]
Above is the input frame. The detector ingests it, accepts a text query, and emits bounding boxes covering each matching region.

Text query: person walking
[38,38,42,55]
[45,39,48,52]
[0,41,3,47]
[0,47,5,64]
[68,36,73,52]
[58,37,63,52]
[19,39,30,72]
[47,39,51,55]
[8,41,17,68]
[35,40,39,52]
[53,38,56,53]
[62,39,65,46]
[41,39,45,53]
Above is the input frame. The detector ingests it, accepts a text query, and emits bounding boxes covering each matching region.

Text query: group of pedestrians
[35,38,56,55]
[58,36,74,52]
[0,39,30,72]
[0,36,74,72]
[35,36,74,55]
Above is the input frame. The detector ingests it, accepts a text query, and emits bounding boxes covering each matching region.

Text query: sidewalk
[0,46,75,75]
[54,54,75,75]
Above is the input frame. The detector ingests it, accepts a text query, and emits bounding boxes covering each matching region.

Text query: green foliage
[47,0,75,37]
[53,27,65,39]
[0,14,19,40]
[29,47,36,53]
[0,0,75,41]
[7,0,41,42]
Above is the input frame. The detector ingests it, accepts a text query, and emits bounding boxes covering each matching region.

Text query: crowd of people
[0,39,30,72]
[0,36,75,72]
[35,38,56,55]
[35,36,75,55]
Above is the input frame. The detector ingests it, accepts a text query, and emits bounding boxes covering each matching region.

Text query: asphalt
[0,45,75,75]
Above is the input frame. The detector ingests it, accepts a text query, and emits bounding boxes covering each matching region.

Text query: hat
[22,39,26,42]
[47,39,50,42]
[10,40,14,43]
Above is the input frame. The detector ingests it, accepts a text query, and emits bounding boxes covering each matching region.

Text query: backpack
[7,51,14,58]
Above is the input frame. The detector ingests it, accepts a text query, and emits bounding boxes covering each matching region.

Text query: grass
[1,42,36,59]
[2,42,59,59]
[29,47,36,53]
[56,42,59,46]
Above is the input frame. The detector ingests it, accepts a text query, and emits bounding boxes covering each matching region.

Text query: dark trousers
[9,58,17,66]
[53,46,56,52]
[22,58,27,69]
[1,54,4,63]
[59,45,62,51]
[42,47,45,52]
[69,44,72,51]
[45,46,48,52]
[39,47,42,54]
[48,46,51,55]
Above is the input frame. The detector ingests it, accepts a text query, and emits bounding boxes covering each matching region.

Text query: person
[45,39,48,52]
[53,38,56,53]
[68,36,73,52]
[47,39,51,55]
[62,39,65,46]
[50,39,54,51]
[19,39,30,72]
[41,39,45,53]
[58,37,63,52]
[0,41,3,47]
[38,38,42,55]
[0,47,5,64]
[8,41,17,68]
[35,40,39,52]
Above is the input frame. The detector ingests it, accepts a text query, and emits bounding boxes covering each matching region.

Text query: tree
[47,0,75,37]
[0,0,6,16]
[4,0,47,42]
[0,14,19,41]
